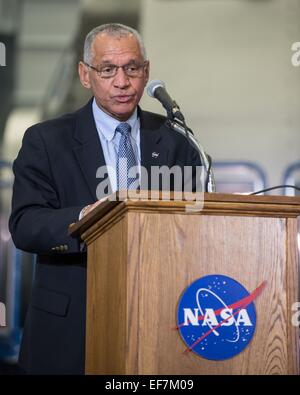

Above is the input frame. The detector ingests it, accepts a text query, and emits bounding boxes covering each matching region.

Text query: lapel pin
[152,152,159,158]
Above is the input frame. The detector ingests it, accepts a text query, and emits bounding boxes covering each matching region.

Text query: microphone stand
[165,105,216,193]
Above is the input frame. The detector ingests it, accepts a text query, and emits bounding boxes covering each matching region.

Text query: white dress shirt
[92,97,141,193]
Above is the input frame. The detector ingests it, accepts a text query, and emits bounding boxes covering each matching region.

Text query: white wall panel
[141,0,300,187]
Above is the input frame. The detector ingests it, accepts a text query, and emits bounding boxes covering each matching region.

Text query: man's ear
[78,61,91,89]
[144,61,150,86]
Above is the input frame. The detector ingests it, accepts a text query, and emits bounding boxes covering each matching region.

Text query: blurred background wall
[0,0,299,373]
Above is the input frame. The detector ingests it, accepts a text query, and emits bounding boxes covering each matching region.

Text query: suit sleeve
[9,126,84,254]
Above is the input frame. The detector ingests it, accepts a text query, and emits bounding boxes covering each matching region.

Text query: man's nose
[113,67,130,88]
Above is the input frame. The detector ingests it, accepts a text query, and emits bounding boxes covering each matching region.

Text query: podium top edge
[68,191,300,237]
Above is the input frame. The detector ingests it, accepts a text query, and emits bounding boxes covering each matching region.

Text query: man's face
[79,33,149,121]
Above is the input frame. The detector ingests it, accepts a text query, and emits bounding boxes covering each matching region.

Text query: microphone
[146,80,184,121]
[147,80,216,192]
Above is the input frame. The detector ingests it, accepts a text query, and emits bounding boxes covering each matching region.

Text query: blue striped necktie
[116,122,139,190]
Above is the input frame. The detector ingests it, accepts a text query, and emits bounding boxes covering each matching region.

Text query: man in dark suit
[9,23,201,374]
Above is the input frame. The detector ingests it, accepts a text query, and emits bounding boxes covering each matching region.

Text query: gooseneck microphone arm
[166,118,216,193]
[147,80,216,193]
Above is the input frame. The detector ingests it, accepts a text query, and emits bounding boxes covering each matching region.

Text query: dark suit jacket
[9,98,201,375]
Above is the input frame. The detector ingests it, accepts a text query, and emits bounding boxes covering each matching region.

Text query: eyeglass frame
[83,60,149,79]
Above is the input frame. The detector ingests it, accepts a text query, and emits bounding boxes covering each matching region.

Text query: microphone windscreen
[146,79,165,97]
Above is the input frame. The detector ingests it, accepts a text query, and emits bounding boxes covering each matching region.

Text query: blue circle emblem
[177,274,257,360]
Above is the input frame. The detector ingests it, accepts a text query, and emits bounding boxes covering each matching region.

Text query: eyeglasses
[84,61,148,78]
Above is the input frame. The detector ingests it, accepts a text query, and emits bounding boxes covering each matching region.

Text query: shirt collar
[92,97,139,142]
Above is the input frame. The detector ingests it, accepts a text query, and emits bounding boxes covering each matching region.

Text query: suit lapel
[72,99,110,201]
[139,109,170,190]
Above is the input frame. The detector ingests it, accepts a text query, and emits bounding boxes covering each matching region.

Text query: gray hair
[83,23,147,64]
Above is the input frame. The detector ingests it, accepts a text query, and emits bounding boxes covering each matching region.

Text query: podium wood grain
[69,192,300,375]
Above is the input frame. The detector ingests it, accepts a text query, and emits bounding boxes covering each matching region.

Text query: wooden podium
[69,191,300,375]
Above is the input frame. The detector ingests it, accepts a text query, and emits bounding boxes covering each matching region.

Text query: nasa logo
[177,275,266,360]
